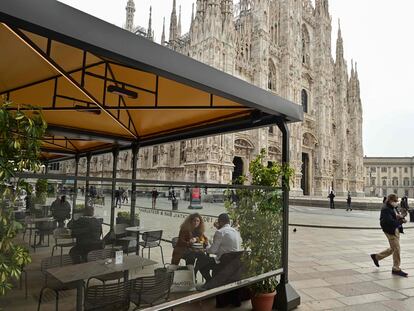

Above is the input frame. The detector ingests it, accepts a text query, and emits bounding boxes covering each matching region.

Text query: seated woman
[172,213,208,265]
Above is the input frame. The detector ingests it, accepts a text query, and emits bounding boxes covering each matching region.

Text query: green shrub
[117,211,139,222]
[0,100,47,296]
[225,149,294,295]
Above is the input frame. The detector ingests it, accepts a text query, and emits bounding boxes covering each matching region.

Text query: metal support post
[275,121,300,311]
[130,143,139,225]
[110,147,119,231]
[72,155,80,215]
[85,153,92,205]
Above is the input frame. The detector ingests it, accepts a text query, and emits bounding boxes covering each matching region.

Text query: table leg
[123,270,129,281]
[135,231,140,255]
[76,280,83,311]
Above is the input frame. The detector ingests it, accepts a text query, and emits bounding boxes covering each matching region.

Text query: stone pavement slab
[5,202,414,311]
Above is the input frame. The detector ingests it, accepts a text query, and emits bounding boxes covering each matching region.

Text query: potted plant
[116,211,140,226]
[225,149,294,311]
[0,100,47,296]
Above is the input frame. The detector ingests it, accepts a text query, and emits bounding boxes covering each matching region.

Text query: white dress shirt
[206,224,241,262]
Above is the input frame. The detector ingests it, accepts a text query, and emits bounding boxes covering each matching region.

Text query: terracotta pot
[251,291,276,311]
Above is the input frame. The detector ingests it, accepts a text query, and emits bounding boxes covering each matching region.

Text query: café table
[125,226,145,255]
[46,254,157,311]
[26,217,54,250]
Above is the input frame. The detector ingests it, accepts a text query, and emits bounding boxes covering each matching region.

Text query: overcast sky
[58,0,414,157]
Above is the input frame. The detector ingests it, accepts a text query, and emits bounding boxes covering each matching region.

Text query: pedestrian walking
[328,190,335,209]
[115,188,121,208]
[370,194,408,277]
[346,191,352,211]
[151,188,158,209]
[122,188,129,203]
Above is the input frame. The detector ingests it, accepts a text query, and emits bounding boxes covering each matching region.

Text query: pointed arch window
[302,25,310,65]
[152,146,159,166]
[301,89,308,113]
[268,59,277,92]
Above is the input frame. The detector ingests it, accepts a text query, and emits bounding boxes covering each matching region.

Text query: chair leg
[37,287,46,311]
[33,234,37,253]
[55,290,59,311]
[141,247,144,258]
[159,245,165,265]
[148,247,151,259]
[24,270,28,299]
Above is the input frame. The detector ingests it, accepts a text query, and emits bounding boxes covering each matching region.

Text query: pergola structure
[0,0,303,309]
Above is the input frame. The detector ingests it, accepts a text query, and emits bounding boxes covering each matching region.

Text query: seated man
[51,195,71,228]
[196,213,241,284]
[68,206,103,263]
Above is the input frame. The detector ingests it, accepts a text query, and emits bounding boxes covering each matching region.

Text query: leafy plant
[73,204,86,214]
[34,178,48,204]
[225,149,294,295]
[117,211,139,224]
[0,100,47,296]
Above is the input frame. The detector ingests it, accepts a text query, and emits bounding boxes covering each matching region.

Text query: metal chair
[34,220,57,252]
[139,230,165,265]
[51,228,75,259]
[86,248,124,287]
[115,223,136,254]
[37,255,78,311]
[22,216,36,245]
[130,271,174,310]
[84,280,131,311]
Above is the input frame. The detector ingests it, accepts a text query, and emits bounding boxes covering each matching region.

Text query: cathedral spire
[315,0,329,16]
[125,0,135,32]
[161,17,166,45]
[196,0,205,18]
[222,0,233,17]
[147,6,153,41]
[191,3,195,26]
[335,19,344,63]
[351,59,355,77]
[169,0,178,41]
[178,5,182,37]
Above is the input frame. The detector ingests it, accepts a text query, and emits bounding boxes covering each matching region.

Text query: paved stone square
[3,199,414,310]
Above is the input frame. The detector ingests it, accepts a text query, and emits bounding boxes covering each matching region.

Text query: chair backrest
[142,230,163,246]
[114,223,128,235]
[53,227,71,239]
[37,220,57,232]
[84,280,130,311]
[40,255,74,284]
[130,271,173,307]
[206,251,246,289]
[87,248,114,262]
[171,237,179,248]
[40,255,74,273]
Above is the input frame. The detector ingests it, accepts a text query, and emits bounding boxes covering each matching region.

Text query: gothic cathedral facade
[72,0,364,197]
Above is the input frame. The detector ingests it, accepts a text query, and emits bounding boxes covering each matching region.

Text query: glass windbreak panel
[10,175,284,309]
[128,183,283,308]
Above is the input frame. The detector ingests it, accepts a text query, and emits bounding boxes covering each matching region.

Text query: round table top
[125,226,144,232]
